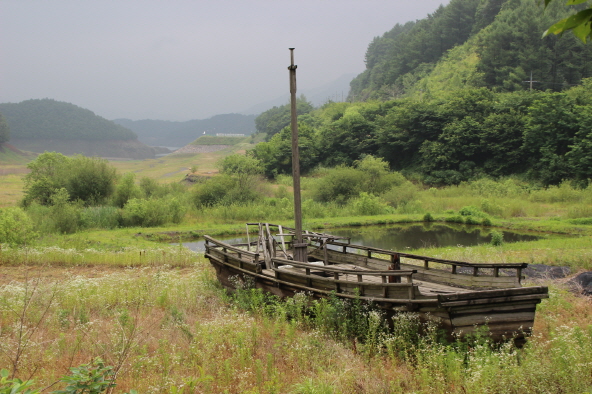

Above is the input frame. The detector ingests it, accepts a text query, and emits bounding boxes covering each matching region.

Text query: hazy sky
[1,1,449,121]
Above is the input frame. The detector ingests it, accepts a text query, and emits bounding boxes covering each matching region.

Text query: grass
[0,257,590,393]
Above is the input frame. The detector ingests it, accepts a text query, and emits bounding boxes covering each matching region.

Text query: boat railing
[204,235,261,264]
[321,240,528,284]
[271,257,418,299]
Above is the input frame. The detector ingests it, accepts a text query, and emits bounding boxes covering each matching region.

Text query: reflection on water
[326,223,542,251]
[183,223,547,252]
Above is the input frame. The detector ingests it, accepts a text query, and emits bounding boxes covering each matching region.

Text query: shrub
[423,212,434,222]
[490,230,504,246]
[139,176,163,198]
[459,205,487,217]
[112,172,141,208]
[49,188,81,234]
[193,175,237,208]
[444,215,464,223]
[22,152,117,206]
[122,196,186,227]
[79,206,121,229]
[351,192,391,215]
[0,207,37,245]
[311,166,365,204]
[381,182,419,208]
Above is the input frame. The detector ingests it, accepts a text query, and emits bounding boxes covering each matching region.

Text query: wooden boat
[205,223,549,345]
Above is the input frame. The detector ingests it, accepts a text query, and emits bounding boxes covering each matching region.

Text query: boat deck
[262,261,472,297]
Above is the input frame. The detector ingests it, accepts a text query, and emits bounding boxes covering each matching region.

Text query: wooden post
[390,254,401,283]
[288,48,307,263]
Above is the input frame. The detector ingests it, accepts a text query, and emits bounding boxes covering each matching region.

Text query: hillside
[113,113,256,147]
[0,142,35,165]
[0,99,156,159]
[349,0,592,100]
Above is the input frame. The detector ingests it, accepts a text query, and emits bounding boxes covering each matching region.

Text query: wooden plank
[451,311,536,327]
[440,294,548,307]
[204,235,259,258]
[438,286,549,302]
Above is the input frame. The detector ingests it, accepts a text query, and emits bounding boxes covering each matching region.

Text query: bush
[351,192,391,216]
[22,152,117,206]
[122,197,186,227]
[490,230,504,246]
[0,207,37,245]
[311,166,365,204]
[193,175,237,208]
[381,182,419,208]
[459,205,486,217]
[49,188,81,234]
[79,206,121,229]
[112,172,141,208]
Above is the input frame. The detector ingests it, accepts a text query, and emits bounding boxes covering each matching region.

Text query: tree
[542,0,592,43]
[22,152,117,206]
[254,96,314,140]
[0,113,10,144]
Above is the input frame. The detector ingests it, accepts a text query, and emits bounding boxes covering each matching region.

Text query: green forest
[251,0,592,187]
[0,99,137,141]
[349,0,592,101]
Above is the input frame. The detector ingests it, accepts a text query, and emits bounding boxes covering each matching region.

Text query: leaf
[543,18,569,36]
[572,21,592,42]
[561,9,592,30]
[566,0,589,5]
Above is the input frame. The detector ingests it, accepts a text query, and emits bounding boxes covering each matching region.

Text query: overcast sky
[1,1,450,121]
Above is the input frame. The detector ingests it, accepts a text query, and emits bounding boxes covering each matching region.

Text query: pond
[182,223,549,253]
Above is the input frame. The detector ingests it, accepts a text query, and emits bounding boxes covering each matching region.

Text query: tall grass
[0,244,197,267]
[0,254,591,393]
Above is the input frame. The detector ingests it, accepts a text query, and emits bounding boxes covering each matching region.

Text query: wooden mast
[288,48,307,262]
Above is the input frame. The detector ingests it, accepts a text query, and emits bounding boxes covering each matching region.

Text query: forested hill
[0,99,137,141]
[114,113,256,147]
[349,0,592,100]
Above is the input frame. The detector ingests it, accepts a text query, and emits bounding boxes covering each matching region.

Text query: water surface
[183,223,546,252]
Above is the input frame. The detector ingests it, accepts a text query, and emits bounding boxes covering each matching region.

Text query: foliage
[0,99,136,141]
[350,0,592,99]
[250,123,320,178]
[490,230,504,245]
[0,369,38,394]
[49,189,82,234]
[253,84,592,186]
[0,113,10,144]
[218,154,262,190]
[121,196,185,227]
[543,0,592,42]
[350,0,483,100]
[23,152,117,206]
[53,358,115,394]
[351,192,392,216]
[254,95,314,140]
[0,207,36,245]
[112,173,141,208]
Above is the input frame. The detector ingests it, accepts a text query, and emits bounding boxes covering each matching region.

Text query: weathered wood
[438,287,549,302]
[440,294,547,307]
[205,222,548,344]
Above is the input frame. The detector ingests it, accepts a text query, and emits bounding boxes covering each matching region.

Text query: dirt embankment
[171,145,230,154]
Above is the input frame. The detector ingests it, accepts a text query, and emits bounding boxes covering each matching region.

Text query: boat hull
[205,240,547,345]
